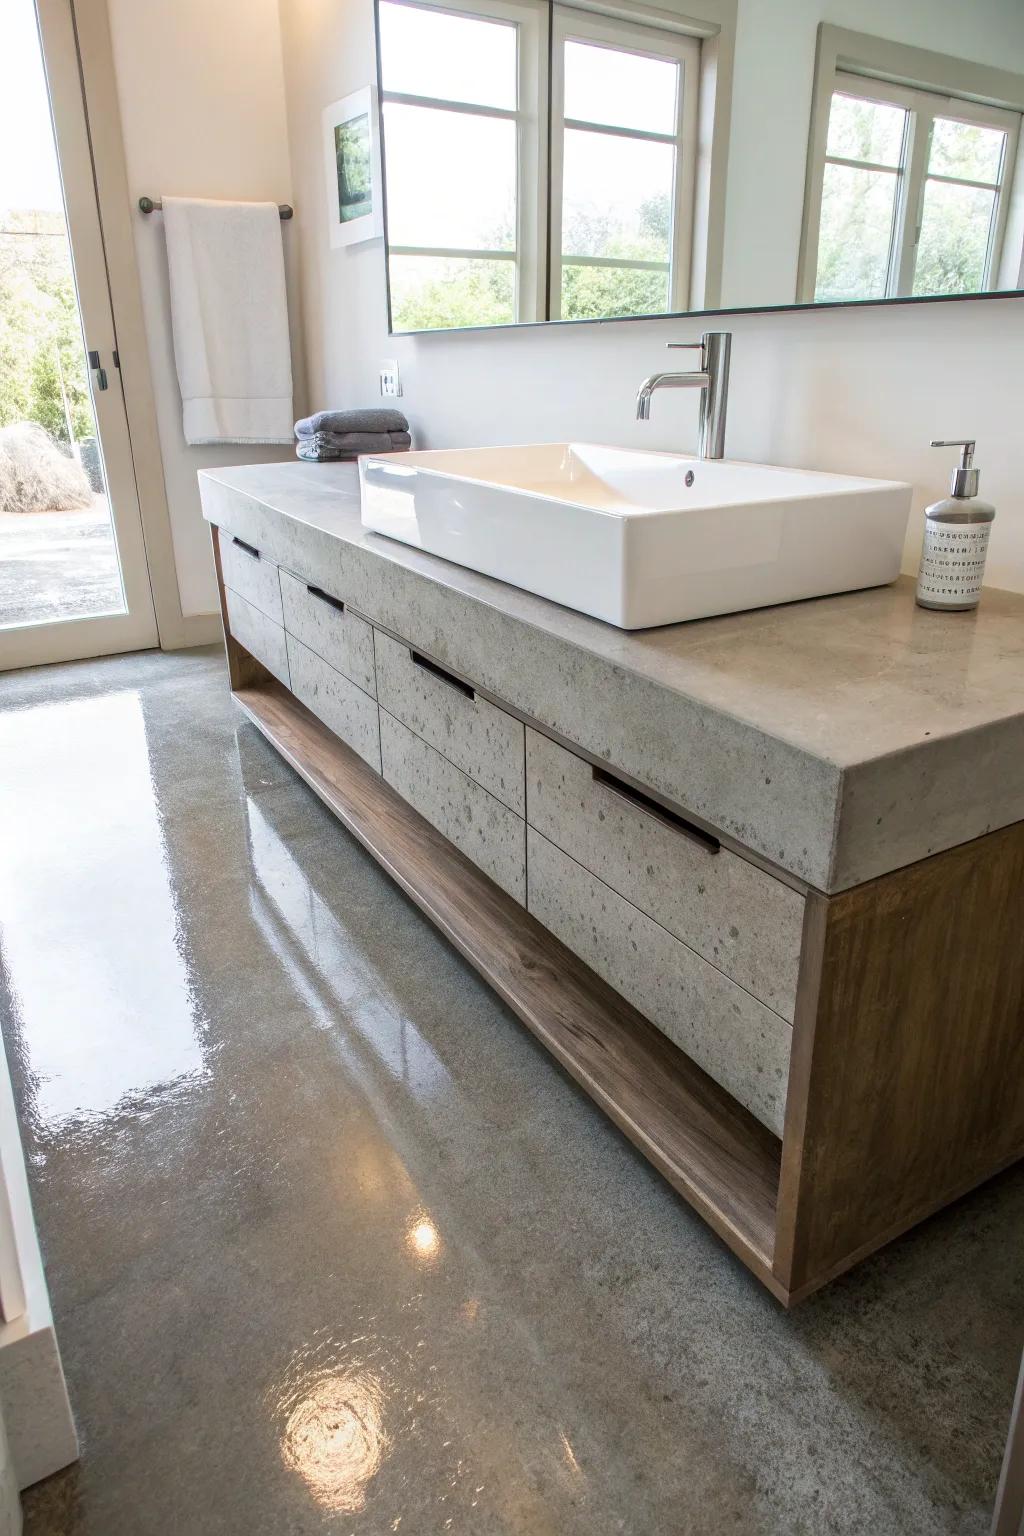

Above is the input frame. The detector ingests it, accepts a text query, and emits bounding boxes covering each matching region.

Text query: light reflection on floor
[244,793,452,1105]
[0,690,203,1128]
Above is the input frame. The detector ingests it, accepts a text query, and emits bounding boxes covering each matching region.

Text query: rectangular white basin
[359,443,912,629]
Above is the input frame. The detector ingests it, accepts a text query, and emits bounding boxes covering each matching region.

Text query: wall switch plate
[379,360,402,397]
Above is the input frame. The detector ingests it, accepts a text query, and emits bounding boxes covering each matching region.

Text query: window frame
[548,4,701,321]
[799,26,1024,304]
[378,0,548,328]
[813,73,1019,302]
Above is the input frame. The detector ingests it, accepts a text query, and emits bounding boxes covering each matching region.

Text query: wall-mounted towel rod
[138,197,294,220]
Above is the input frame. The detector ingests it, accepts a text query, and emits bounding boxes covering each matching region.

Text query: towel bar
[138,197,294,220]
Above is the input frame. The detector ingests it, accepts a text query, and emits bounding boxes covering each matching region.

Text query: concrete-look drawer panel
[280,569,376,697]
[287,635,381,772]
[380,710,526,904]
[375,631,525,814]
[527,828,791,1136]
[526,729,803,1019]
[225,587,290,688]
[220,530,284,625]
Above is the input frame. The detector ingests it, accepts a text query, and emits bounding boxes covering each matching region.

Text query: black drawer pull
[231,536,260,560]
[410,650,475,700]
[307,584,345,614]
[592,766,720,854]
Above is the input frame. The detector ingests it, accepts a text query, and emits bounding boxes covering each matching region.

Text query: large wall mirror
[373,0,1024,333]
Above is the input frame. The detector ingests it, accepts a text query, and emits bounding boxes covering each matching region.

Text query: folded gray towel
[296,430,411,462]
[297,439,348,462]
[296,429,410,456]
[315,430,410,451]
[295,408,408,438]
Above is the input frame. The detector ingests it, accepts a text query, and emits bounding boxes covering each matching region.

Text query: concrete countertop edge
[198,465,847,776]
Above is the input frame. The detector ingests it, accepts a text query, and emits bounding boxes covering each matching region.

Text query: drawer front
[225,587,290,687]
[526,729,803,1019]
[375,632,525,814]
[287,635,381,772]
[380,710,526,904]
[527,828,790,1136]
[220,531,284,625]
[280,569,376,697]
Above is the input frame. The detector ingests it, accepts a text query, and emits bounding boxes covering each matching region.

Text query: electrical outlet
[379,360,402,397]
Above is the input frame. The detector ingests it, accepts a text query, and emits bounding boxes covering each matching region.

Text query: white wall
[721,0,1024,306]
[278,0,1024,594]
[106,0,302,617]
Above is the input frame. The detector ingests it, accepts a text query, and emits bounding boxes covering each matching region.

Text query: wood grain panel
[232,677,783,1287]
[775,821,1024,1300]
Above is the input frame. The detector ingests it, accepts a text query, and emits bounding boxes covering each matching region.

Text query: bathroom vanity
[201,460,1024,1306]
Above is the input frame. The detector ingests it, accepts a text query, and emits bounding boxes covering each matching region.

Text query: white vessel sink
[359,442,912,629]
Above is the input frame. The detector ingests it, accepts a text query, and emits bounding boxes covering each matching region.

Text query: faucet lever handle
[930,438,976,467]
[666,342,704,350]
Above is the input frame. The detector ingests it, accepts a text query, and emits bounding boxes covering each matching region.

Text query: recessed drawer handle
[231,536,260,560]
[307,584,345,614]
[410,650,475,700]
[592,766,720,854]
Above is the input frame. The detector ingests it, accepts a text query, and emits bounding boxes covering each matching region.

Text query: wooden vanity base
[220,598,1024,1305]
[778,827,1024,1301]
[233,673,785,1290]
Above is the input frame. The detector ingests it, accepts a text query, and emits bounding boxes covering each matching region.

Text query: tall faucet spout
[635,371,710,421]
[635,331,731,459]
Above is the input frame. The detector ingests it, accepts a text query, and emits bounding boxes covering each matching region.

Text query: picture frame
[322,87,383,249]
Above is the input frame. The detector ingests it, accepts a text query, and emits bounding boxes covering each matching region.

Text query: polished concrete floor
[2,645,1022,1535]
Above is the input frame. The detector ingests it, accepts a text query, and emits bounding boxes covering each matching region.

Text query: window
[378,0,718,331]
[549,8,700,320]
[810,73,1020,302]
[378,0,546,330]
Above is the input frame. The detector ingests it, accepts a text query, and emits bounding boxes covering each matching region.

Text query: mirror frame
[373,3,1024,337]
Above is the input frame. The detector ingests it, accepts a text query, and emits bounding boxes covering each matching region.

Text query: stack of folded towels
[294,408,411,461]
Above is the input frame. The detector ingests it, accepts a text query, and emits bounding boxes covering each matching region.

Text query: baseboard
[161,612,223,650]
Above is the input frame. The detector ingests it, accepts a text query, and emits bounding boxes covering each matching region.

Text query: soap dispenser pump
[915,439,995,611]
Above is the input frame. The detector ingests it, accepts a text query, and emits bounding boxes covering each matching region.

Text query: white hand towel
[161,196,293,446]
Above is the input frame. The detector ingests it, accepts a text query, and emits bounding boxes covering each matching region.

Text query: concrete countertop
[201,460,1024,892]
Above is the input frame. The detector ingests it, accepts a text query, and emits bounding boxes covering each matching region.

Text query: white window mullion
[547,12,568,321]
[982,117,1019,288]
[893,107,931,297]
[672,47,699,310]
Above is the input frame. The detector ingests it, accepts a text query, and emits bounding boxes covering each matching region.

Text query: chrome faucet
[636,331,732,460]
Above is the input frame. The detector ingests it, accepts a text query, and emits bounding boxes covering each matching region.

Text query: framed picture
[322,87,383,249]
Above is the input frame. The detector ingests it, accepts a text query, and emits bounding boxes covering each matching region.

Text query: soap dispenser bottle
[915,439,995,611]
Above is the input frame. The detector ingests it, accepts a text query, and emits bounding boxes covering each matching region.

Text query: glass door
[0,0,157,670]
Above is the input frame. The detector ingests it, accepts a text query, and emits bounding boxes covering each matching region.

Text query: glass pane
[826,91,906,166]
[0,0,124,628]
[563,39,678,134]
[383,103,516,251]
[913,178,996,295]
[389,254,515,331]
[928,117,1005,184]
[378,1,516,110]
[562,128,674,263]
[815,162,898,301]
[560,263,669,320]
